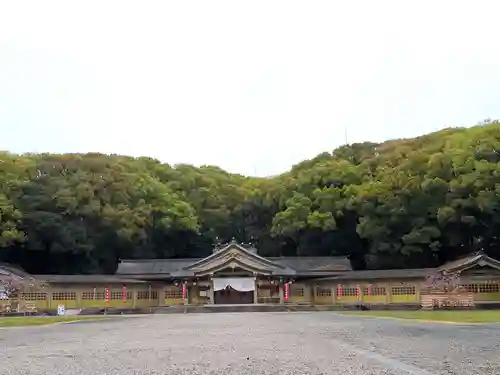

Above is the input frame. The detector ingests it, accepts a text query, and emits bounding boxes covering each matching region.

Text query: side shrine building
[3,240,500,311]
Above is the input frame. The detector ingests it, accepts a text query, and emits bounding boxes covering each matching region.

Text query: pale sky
[1,1,499,177]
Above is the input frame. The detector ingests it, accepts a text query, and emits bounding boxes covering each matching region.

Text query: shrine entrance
[212,277,255,304]
[214,287,254,304]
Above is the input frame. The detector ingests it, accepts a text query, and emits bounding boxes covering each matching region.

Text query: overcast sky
[1,1,499,176]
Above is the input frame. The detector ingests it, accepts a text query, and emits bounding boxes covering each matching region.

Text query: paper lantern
[182,284,187,299]
[284,283,290,301]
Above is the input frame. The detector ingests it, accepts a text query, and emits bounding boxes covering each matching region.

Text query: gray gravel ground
[0,312,499,375]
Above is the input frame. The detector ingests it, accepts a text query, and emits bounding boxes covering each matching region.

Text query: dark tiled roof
[36,275,147,284]
[313,268,435,281]
[116,256,352,275]
[268,257,352,272]
[116,259,201,275]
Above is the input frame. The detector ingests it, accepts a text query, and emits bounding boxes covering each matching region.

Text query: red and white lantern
[367,284,372,296]
[105,287,110,303]
[284,282,290,301]
[122,285,127,303]
[181,283,187,299]
[337,284,343,299]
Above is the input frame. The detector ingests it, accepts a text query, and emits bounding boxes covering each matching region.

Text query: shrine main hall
[3,240,500,310]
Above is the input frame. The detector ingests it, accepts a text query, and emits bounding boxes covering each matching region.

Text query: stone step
[78,307,150,315]
[153,303,423,314]
[153,304,338,314]
[72,302,421,315]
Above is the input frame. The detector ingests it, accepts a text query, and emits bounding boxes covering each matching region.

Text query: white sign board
[57,304,66,316]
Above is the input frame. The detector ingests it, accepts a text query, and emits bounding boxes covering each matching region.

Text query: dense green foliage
[1,121,500,274]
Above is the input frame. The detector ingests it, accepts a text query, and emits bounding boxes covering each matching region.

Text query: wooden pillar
[47,289,53,309]
[386,283,392,304]
[253,278,258,304]
[158,284,166,306]
[183,283,189,305]
[132,288,137,308]
[76,288,82,309]
[303,283,312,303]
[209,279,215,304]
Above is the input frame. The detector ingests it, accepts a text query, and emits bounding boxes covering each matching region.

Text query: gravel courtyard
[1,312,499,375]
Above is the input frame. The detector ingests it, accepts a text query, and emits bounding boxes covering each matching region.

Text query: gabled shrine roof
[116,241,352,277]
[437,251,500,274]
[0,263,31,280]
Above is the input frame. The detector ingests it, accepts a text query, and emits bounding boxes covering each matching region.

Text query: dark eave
[311,268,436,282]
[36,275,148,284]
[113,274,177,280]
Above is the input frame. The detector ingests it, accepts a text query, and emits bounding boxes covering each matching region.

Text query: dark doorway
[214,286,254,304]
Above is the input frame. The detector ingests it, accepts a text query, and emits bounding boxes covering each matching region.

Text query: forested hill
[1,121,500,274]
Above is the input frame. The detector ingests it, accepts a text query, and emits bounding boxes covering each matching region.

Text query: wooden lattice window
[291,286,304,297]
[165,288,183,299]
[52,292,76,300]
[137,291,158,300]
[316,287,332,297]
[479,284,500,293]
[21,292,47,301]
[464,284,500,293]
[82,291,105,300]
[111,291,132,300]
[340,287,359,296]
[391,286,416,295]
[463,284,475,293]
[363,286,386,296]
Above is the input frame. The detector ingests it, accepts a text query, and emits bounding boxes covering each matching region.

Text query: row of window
[137,291,159,300]
[463,284,500,293]
[366,287,387,296]
[315,286,382,297]
[21,291,160,301]
[21,290,184,301]
[18,283,500,301]
[312,284,500,297]
[81,292,133,300]
[392,286,416,295]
